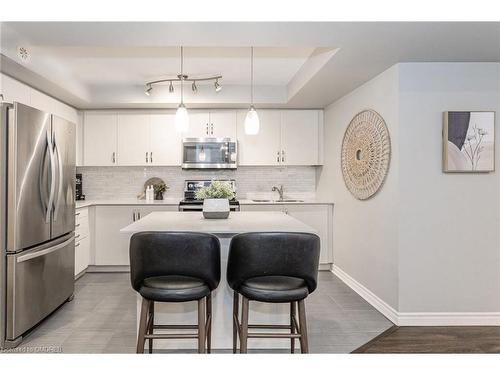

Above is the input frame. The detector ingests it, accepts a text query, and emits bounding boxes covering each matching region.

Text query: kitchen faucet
[272,184,284,201]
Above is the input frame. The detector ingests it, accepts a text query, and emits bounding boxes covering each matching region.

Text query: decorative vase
[154,191,164,200]
[202,198,230,219]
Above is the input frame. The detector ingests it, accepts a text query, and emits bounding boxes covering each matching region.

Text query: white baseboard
[398,312,500,326]
[331,264,500,326]
[331,264,399,325]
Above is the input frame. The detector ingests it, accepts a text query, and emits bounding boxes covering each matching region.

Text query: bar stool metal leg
[232,291,239,353]
[290,301,296,353]
[206,294,212,353]
[137,297,150,354]
[240,296,249,354]
[198,298,206,353]
[297,299,309,353]
[148,301,154,353]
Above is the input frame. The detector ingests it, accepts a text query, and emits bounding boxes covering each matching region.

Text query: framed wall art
[443,111,495,172]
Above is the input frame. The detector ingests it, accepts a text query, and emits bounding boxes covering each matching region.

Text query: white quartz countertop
[120,211,317,235]
[76,198,333,209]
[76,198,181,209]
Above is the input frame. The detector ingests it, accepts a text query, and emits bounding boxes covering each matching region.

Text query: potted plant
[195,180,235,219]
[153,182,169,201]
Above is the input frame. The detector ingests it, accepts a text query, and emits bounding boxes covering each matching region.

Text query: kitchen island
[121,211,317,350]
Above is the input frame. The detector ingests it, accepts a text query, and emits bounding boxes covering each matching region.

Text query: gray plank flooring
[16,271,393,354]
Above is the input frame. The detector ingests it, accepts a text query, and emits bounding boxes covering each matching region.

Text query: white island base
[122,211,317,350]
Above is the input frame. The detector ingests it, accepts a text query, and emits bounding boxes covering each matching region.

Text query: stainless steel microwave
[182,138,237,169]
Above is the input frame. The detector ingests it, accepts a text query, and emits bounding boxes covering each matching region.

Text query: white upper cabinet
[0,74,30,105]
[281,110,321,166]
[209,111,237,138]
[83,113,118,166]
[80,109,322,167]
[150,114,181,166]
[237,110,282,166]
[183,111,237,138]
[184,112,210,138]
[117,114,150,166]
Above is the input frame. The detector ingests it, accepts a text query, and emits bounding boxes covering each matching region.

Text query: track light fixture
[145,47,222,97]
[214,79,222,92]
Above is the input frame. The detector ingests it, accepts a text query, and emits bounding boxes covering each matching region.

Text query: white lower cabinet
[240,204,333,265]
[93,205,177,266]
[75,207,90,277]
[75,236,90,276]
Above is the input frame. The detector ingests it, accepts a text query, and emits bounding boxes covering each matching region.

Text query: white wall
[317,66,400,310]
[319,63,500,319]
[398,63,500,313]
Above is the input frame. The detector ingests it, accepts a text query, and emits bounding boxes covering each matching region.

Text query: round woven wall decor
[341,110,391,200]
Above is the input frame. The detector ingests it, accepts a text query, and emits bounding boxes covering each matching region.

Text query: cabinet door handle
[281,150,285,163]
[211,124,214,135]
[112,152,116,163]
[145,152,148,163]
[75,223,81,228]
[75,243,80,247]
[206,124,209,135]
[75,234,81,239]
[75,212,81,216]
[277,151,280,163]
[138,211,141,219]
[132,212,136,222]
[150,152,153,163]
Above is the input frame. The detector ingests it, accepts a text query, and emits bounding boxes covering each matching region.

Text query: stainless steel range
[178,179,240,212]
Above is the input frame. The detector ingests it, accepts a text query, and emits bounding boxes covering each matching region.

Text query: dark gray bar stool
[130,231,221,354]
[227,232,320,353]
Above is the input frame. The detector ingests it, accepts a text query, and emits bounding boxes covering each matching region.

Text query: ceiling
[1,22,499,109]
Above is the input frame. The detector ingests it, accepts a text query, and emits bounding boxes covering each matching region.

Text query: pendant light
[244,47,260,135]
[175,46,189,132]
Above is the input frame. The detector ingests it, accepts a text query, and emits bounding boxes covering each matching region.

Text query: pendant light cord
[180,46,184,105]
[250,46,254,106]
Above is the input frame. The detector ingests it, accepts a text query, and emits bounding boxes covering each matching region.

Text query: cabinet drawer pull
[75,223,81,228]
[75,234,81,239]
[75,243,80,247]
[75,212,81,216]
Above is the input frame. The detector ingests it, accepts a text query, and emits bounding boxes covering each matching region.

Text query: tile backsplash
[77,166,318,200]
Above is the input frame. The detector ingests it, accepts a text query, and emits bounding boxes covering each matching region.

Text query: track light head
[169,81,174,93]
[192,81,198,93]
[145,84,152,96]
[214,79,222,93]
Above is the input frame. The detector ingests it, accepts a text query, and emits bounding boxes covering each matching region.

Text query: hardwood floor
[353,326,500,353]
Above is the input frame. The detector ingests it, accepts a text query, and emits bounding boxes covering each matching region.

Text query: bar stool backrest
[227,232,320,293]
[130,231,221,292]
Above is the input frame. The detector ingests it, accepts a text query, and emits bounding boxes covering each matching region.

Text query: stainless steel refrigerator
[1,102,76,349]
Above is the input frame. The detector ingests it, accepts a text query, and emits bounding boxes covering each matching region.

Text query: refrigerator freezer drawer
[6,235,75,340]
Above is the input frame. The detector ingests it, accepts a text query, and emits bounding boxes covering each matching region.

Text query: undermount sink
[251,199,304,203]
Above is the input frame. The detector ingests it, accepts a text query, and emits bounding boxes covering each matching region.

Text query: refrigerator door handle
[53,135,63,221]
[45,129,56,224]
[16,235,75,263]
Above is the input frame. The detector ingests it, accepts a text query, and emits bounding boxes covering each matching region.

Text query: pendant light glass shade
[175,103,189,132]
[244,105,260,135]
